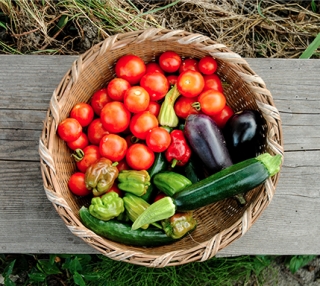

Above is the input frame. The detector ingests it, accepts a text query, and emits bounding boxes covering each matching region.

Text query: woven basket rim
[39,28,284,267]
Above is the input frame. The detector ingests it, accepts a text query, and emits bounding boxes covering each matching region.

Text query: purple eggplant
[184,114,233,173]
[223,110,265,163]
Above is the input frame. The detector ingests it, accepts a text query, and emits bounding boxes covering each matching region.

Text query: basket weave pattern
[39,28,284,267]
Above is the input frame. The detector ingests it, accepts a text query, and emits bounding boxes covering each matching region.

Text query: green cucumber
[173,153,282,211]
[132,153,282,229]
[79,206,175,247]
[141,152,168,202]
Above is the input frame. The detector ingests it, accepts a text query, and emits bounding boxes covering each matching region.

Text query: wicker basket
[39,28,284,267]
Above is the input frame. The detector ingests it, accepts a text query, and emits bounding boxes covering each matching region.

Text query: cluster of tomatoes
[57,51,235,197]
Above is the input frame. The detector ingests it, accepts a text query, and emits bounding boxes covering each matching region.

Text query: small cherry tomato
[179,58,199,73]
[99,134,128,162]
[140,72,169,101]
[198,89,226,116]
[57,118,82,142]
[90,88,112,116]
[125,134,139,148]
[70,103,94,127]
[146,127,171,153]
[147,101,161,117]
[130,111,159,140]
[87,118,109,146]
[67,132,89,150]
[115,54,146,85]
[174,96,199,119]
[68,172,91,196]
[106,78,131,101]
[123,86,150,113]
[106,183,124,198]
[203,74,224,93]
[177,70,204,98]
[126,143,155,170]
[100,101,131,133]
[198,56,218,75]
[76,145,101,173]
[116,159,130,172]
[158,51,182,73]
[211,105,234,129]
[167,75,178,86]
[154,192,166,202]
[146,62,164,74]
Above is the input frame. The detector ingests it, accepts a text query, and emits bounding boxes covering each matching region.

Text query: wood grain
[0,55,319,255]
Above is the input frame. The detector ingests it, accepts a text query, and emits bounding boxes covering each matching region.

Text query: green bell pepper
[89,192,124,221]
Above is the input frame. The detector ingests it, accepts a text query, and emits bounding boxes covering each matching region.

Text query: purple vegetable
[184,114,233,173]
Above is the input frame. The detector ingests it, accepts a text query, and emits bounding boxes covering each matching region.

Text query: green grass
[1,254,278,286]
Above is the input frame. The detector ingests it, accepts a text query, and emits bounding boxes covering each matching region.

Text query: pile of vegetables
[57,51,282,247]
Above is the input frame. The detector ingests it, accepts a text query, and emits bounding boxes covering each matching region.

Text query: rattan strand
[39,28,284,267]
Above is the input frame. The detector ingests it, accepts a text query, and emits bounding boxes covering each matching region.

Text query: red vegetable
[165,130,191,168]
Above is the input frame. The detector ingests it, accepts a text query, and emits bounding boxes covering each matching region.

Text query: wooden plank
[0,55,319,255]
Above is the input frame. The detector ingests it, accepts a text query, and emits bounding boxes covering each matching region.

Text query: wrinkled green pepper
[123,193,161,229]
[89,192,124,221]
[158,84,180,128]
[85,157,119,197]
[161,211,197,239]
[117,170,150,196]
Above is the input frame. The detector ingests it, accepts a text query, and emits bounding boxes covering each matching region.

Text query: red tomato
[68,172,91,196]
[123,86,150,113]
[146,62,164,74]
[179,58,199,73]
[158,51,182,73]
[106,183,124,197]
[130,111,159,140]
[76,145,101,173]
[87,118,109,146]
[198,56,218,75]
[140,72,169,101]
[125,134,139,148]
[211,105,234,129]
[100,101,131,133]
[115,54,146,85]
[126,143,155,170]
[174,96,199,119]
[198,89,226,116]
[167,75,178,86]
[99,134,128,162]
[90,88,112,116]
[67,132,89,151]
[154,192,166,202]
[116,159,130,172]
[70,103,94,127]
[203,74,223,93]
[177,70,205,98]
[146,127,171,153]
[106,78,131,101]
[57,118,82,142]
[147,101,161,117]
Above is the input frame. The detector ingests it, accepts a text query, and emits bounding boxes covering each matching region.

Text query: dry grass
[0,0,319,57]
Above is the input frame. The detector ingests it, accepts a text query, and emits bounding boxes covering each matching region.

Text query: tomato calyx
[72,148,85,162]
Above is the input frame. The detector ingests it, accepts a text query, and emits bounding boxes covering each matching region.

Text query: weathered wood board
[0,55,319,256]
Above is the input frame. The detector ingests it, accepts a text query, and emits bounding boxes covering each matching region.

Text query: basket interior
[51,39,274,257]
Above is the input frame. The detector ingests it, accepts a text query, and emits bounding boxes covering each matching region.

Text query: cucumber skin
[79,206,175,247]
[173,158,268,211]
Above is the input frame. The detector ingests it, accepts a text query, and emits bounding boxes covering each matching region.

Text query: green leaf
[28,272,47,283]
[300,33,320,59]
[0,21,7,30]
[73,272,86,286]
[257,0,266,19]
[62,256,82,274]
[3,259,15,277]
[289,255,316,274]
[37,259,61,275]
[311,0,317,13]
